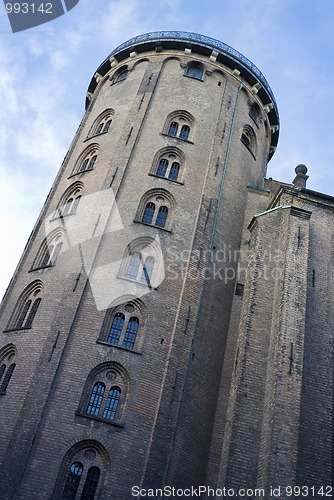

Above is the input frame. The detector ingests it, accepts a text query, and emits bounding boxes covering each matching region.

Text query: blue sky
[0,0,334,298]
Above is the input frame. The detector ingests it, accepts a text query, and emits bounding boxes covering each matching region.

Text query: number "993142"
[5,3,53,14]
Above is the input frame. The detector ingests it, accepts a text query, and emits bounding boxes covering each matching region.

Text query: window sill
[160,133,194,145]
[29,264,53,273]
[148,173,184,186]
[3,326,32,333]
[116,274,153,289]
[96,339,141,355]
[76,411,124,428]
[84,131,109,142]
[133,219,172,233]
[68,168,93,179]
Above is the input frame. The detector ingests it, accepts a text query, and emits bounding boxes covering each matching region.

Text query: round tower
[0,32,279,499]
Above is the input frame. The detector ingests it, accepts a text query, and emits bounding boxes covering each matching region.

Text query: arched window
[142,202,155,224]
[100,298,147,352]
[155,206,168,228]
[180,125,190,140]
[122,317,139,349]
[73,147,99,175]
[87,382,105,416]
[6,281,43,331]
[56,185,83,218]
[140,256,155,284]
[156,158,168,177]
[110,65,129,84]
[32,231,64,270]
[81,467,100,500]
[136,189,175,231]
[164,111,194,142]
[107,313,125,344]
[185,64,204,80]
[241,124,257,157]
[62,462,83,499]
[125,253,141,280]
[53,441,109,500]
[102,387,121,420]
[78,362,129,425]
[168,162,180,181]
[116,69,128,82]
[88,110,114,138]
[168,122,178,136]
[0,344,17,395]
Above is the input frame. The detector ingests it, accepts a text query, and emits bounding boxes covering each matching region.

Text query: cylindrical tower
[0,32,279,499]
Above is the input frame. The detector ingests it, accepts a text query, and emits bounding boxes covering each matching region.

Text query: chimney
[293,164,308,188]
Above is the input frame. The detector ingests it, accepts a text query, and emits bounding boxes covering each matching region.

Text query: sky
[0,0,334,299]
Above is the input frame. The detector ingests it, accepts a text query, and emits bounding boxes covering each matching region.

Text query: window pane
[0,364,6,382]
[71,195,81,214]
[63,198,73,216]
[51,242,63,265]
[140,257,154,284]
[168,162,180,181]
[180,125,190,140]
[102,387,120,420]
[125,253,141,280]
[116,70,128,82]
[103,120,112,133]
[155,206,168,228]
[87,382,105,416]
[96,123,104,135]
[88,155,97,169]
[156,159,168,177]
[40,245,53,268]
[24,298,41,328]
[80,158,89,173]
[122,317,139,349]
[107,313,124,344]
[62,462,83,500]
[168,122,178,136]
[16,300,32,328]
[80,467,100,500]
[0,363,15,392]
[142,202,155,224]
[186,66,203,80]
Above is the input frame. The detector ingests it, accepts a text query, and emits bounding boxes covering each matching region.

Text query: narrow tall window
[125,253,141,280]
[0,364,6,381]
[122,318,139,349]
[168,162,180,181]
[156,159,168,177]
[62,462,83,500]
[87,382,105,416]
[24,298,41,329]
[0,363,15,393]
[103,120,112,133]
[79,158,90,173]
[155,206,168,228]
[168,121,178,136]
[71,195,82,214]
[107,313,124,344]
[140,256,154,284]
[102,387,121,420]
[16,300,32,328]
[142,202,155,224]
[81,467,100,500]
[180,125,190,140]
